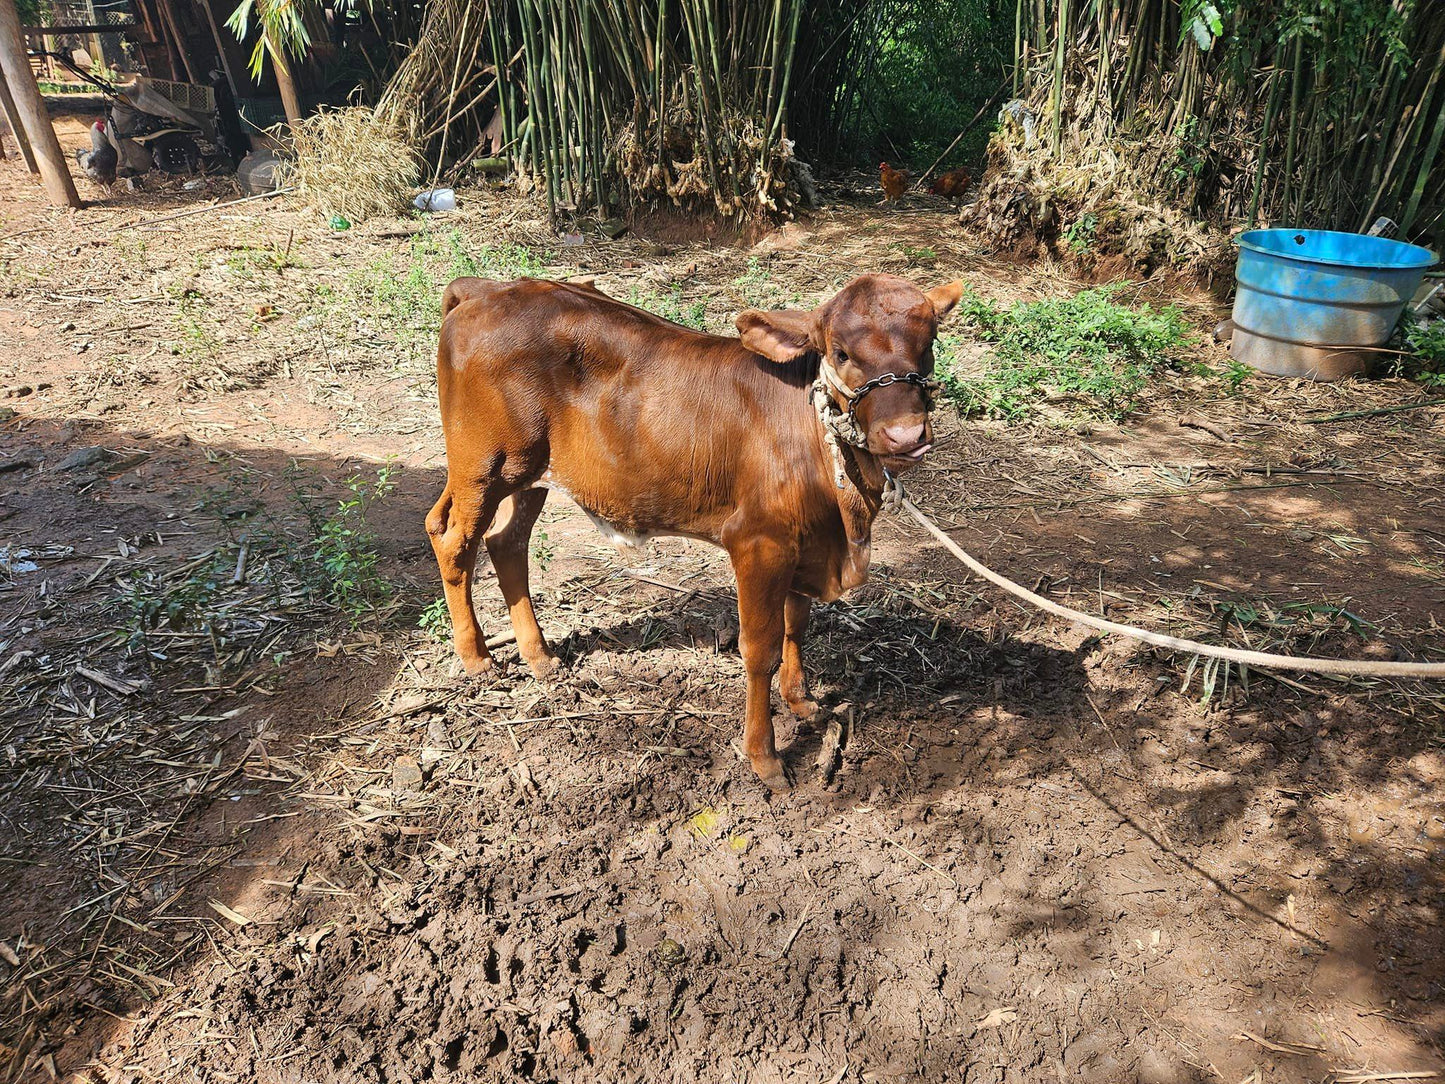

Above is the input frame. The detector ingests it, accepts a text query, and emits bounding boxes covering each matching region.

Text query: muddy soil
[2,125,1444,1084]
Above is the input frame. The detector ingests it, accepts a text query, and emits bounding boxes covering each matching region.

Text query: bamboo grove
[1009,0,1445,236]
[371,0,1443,238]
[377,0,812,219]
[373,0,1014,221]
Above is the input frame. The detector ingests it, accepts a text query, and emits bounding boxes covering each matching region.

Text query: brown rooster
[879,161,909,203]
[928,168,972,200]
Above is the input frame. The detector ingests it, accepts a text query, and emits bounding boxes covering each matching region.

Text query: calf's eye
[835,349,849,364]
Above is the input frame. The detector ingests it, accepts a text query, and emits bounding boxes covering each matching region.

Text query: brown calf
[426,273,964,788]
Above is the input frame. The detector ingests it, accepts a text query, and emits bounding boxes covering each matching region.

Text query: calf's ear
[736,308,817,363]
[925,280,966,321]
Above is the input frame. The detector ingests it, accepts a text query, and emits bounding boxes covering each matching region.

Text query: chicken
[879,161,909,203]
[928,168,972,200]
[75,119,117,186]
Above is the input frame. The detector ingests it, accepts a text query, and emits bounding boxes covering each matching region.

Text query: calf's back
[436,276,832,546]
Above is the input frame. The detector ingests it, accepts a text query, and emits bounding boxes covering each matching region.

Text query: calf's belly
[538,465,723,553]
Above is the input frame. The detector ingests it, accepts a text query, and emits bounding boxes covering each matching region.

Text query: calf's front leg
[729,537,796,790]
[780,591,819,719]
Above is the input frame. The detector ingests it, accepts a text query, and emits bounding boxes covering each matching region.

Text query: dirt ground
[2,116,1444,1084]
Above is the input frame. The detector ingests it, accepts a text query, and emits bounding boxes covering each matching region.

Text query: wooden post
[0,63,39,171]
[196,0,240,96]
[154,0,199,83]
[266,29,301,125]
[0,0,81,207]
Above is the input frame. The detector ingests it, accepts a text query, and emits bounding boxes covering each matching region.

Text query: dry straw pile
[279,106,421,223]
[962,78,1225,282]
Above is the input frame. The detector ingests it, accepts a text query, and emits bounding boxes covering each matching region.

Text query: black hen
[76,119,118,186]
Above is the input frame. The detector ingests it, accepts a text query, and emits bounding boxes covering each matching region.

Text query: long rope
[900,497,1445,680]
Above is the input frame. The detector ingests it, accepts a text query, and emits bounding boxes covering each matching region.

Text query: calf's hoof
[457,653,494,676]
[785,695,820,720]
[526,653,564,681]
[751,754,792,792]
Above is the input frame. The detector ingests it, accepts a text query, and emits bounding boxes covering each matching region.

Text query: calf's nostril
[881,422,927,451]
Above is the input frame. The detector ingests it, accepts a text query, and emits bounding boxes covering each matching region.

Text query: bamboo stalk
[1247,65,1282,227]
[1050,0,1068,157]
[484,5,513,156]
[1356,52,1406,224]
[1361,22,1442,232]
[1400,42,1445,232]
[1281,33,1303,223]
[768,0,803,144]
[653,0,666,170]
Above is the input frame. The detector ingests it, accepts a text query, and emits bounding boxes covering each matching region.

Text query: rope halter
[810,357,942,511]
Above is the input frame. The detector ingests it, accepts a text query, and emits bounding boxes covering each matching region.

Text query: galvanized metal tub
[1230,228,1438,380]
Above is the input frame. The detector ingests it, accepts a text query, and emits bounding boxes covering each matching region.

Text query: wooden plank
[0,0,81,206]
[152,0,197,83]
[195,0,238,96]
[22,23,140,33]
[0,61,38,171]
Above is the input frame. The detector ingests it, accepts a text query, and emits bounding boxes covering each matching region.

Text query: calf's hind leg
[427,479,503,674]
[485,487,561,679]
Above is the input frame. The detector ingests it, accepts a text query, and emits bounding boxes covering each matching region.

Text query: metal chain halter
[811,359,940,512]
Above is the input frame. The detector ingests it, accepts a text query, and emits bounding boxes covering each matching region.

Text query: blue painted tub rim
[1235,228,1439,272]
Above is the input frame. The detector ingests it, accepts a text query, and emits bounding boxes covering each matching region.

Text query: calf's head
[736,273,964,472]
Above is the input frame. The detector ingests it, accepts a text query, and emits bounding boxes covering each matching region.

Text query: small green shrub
[629,285,709,331]
[171,292,223,359]
[288,464,397,618]
[941,285,1192,419]
[932,333,970,404]
[531,529,555,572]
[734,257,777,307]
[357,260,436,335]
[901,244,938,264]
[432,231,547,280]
[335,230,550,366]
[1404,319,1445,387]
[126,549,231,645]
[418,597,450,640]
[223,243,300,278]
[1220,357,1253,394]
[1065,214,1098,254]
